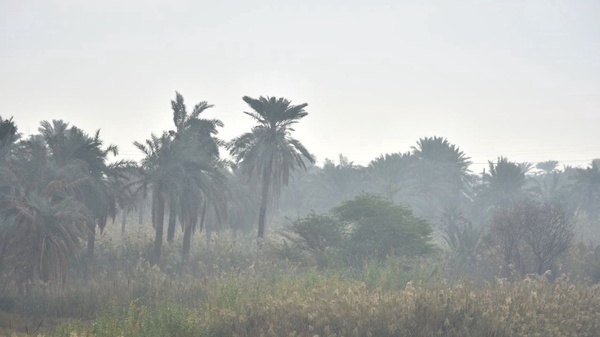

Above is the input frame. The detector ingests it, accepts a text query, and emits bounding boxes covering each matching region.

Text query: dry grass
[1,226,599,337]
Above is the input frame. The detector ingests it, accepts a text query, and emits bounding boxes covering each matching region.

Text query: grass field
[1,226,599,337]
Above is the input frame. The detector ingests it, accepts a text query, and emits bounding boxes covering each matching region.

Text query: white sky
[1,0,599,172]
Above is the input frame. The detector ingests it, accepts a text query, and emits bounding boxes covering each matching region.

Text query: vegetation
[1,92,600,336]
[228,96,315,238]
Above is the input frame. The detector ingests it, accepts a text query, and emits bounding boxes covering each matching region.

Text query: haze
[2,0,599,170]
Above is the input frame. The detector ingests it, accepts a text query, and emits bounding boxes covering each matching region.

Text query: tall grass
[1,225,599,336]
[41,272,600,337]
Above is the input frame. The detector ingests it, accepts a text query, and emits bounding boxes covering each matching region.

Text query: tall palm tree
[133,132,181,265]
[134,132,228,265]
[228,96,315,238]
[166,92,224,242]
[178,156,228,264]
[409,136,472,221]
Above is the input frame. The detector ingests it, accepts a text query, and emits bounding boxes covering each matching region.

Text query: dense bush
[335,194,434,262]
[483,198,575,278]
[280,194,434,267]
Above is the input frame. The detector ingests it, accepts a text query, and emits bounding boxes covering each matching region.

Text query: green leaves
[334,194,434,261]
[284,194,434,266]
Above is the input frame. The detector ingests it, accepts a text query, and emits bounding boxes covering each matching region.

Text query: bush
[483,198,574,278]
[333,194,434,263]
[279,212,346,268]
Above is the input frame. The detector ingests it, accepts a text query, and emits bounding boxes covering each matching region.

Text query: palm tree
[409,136,472,221]
[178,156,228,264]
[0,130,90,286]
[481,156,532,208]
[38,121,132,261]
[228,96,315,238]
[367,152,416,202]
[133,132,181,265]
[0,186,88,285]
[166,92,224,242]
[572,159,600,219]
[536,160,559,175]
[0,116,19,160]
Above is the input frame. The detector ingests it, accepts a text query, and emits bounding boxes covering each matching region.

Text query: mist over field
[1,1,600,336]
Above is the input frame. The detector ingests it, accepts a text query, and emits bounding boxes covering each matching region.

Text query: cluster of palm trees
[277,137,600,234]
[0,117,132,285]
[1,94,599,286]
[0,93,315,285]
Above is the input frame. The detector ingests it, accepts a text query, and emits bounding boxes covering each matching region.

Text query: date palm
[39,121,132,261]
[0,186,88,284]
[409,136,472,221]
[0,132,89,285]
[481,156,532,209]
[572,159,600,219]
[228,96,315,238]
[133,132,180,265]
[0,116,19,160]
[166,92,224,242]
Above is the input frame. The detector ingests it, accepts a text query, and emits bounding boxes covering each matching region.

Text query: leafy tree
[333,194,433,263]
[228,96,315,238]
[483,198,574,277]
[280,212,346,268]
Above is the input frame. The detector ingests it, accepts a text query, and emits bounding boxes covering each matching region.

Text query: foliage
[483,198,575,277]
[571,159,600,219]
[408,136,473,221]
[228,96,315,238]
[333,194,434,263]
[3,107,600,336]
[482,157,532,208]
[42,268,600,337]
[442,216,483,280]
[279,212,346,268]
[132,93,227,266]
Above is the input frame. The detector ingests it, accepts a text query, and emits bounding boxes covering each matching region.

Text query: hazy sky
[2,0,599,172]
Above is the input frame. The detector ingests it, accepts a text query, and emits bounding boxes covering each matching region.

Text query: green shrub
[334,194,434,263]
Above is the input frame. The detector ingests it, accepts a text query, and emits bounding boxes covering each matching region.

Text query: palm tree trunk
[138,198,145,226]
[87,222,96,260]
[120,210,127,236]
[257,165,272,239]
[167,206,177,243]
[152,190,166,265]
[182,219,192,265]
[199,199,207,233]
[85,221,96,281]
